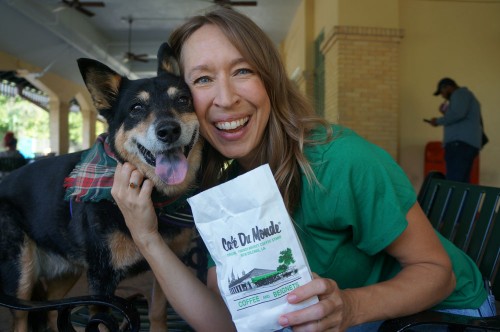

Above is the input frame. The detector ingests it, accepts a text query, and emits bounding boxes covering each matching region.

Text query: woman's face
[180,24,271,170]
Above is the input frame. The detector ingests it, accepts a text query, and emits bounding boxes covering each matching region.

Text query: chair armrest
[378,311,500,331]
[0,292,140,332]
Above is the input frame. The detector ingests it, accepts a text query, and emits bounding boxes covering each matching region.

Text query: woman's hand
[111,162,158,245]
[278,273,355,331]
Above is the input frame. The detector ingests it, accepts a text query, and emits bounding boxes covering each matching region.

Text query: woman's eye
[235,68,253,75]
[193,76,211,85]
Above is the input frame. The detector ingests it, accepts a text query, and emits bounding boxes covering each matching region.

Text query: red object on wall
[424,141,479,184]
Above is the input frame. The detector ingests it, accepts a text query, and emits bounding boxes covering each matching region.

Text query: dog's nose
[156,121,181,143]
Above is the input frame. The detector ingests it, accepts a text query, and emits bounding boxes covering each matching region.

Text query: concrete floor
[0,271,156,331]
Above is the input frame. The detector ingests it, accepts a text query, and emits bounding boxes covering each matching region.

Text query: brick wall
[321,26,404,159]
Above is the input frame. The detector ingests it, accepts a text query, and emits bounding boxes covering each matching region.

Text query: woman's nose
[213,78,239,108]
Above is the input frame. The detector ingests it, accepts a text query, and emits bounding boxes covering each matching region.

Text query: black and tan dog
[0,43,203,331]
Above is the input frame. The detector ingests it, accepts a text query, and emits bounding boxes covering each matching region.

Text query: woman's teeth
[215,116,249,130]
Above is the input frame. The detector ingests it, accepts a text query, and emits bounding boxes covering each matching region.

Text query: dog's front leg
[45,273,82,331]
[12,311,29,332]
[149,276,168,331]
[12,237,39,332]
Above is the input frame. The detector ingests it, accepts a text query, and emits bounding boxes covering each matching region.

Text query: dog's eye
[131,103,145,112]
[176,96,190,106]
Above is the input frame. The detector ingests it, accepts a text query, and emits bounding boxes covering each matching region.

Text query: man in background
[0,131,27,181]
[426,78,484,183]
[0,131,24,159]
[0,131,25,159]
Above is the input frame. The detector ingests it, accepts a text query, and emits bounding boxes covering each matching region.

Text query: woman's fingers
[111,162,159,245]
[279,276,346,331]
[113,162,134,194]
[138,177,154,200]
[287,274,334,304]
[112,162,147,198]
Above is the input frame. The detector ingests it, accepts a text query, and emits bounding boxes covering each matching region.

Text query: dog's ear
[157,42,180,76]
[77,58,123,121]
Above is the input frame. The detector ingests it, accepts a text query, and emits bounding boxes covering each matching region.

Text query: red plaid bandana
[64,133,117,202]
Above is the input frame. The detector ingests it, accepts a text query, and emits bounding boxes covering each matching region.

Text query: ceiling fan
[123,17,149,63]
[213,0,258,8]
[58,0,105,17]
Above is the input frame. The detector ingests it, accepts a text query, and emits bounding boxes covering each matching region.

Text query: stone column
[50,100,69,155]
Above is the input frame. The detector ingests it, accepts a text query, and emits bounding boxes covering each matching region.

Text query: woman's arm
[111,162,235,331]
[278,202,456,331]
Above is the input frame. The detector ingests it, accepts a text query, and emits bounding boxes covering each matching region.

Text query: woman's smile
[214,116,249,132]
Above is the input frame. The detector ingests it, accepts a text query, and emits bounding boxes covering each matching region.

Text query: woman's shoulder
[305,124,408,187]
[306,124,387,161]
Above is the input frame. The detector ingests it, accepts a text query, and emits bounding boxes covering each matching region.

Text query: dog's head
[77,43,202,197]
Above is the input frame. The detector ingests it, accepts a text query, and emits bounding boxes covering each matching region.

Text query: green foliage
[277,264,288,272]
[0,95,107,155]
[278,248,295,270]
[96,119,107,136]
[0,95,49,140]
[0,95,86,155]
[69,111,82,152]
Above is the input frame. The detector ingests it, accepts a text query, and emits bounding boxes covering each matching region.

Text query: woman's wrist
[132,229,164,252]
[340,288,361,329]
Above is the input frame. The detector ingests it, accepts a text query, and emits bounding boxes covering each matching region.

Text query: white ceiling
[0,0,301,86]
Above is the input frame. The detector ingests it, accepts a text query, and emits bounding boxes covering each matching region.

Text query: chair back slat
[477,195,500,297]
[0,156,27,172]
[418,171,446,220]
[465,191,498,265]
[452,189,484,253]
[438,187,468,241]
[425,184,452,230]
[418,172,500,299]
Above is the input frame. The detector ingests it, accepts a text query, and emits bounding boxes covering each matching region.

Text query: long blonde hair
[169,7,332,213]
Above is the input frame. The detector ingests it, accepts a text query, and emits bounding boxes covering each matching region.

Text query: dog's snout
[157,121,181,143]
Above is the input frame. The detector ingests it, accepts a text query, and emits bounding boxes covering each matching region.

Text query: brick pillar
[321,26,404,159]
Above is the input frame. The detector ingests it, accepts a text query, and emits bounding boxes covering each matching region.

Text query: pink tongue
[155,149,188,185]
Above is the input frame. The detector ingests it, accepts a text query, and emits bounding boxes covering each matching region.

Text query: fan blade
[76,6,95,17]
[227,1,258,5]
[133,54,149,62]
[80,2,105,7]
[62,0,77,7]
[214,0,258,6]
[53,6,66,13]
[125,52,150,63]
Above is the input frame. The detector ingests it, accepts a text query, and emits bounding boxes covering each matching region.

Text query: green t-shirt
[207,125,486,310]
[293,125,486,310]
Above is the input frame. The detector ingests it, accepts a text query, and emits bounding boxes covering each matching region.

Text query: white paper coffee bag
[187,164,318,332]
